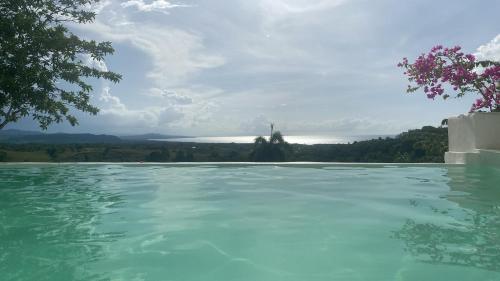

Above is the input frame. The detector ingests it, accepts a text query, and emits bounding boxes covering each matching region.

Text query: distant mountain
[0,129,192,144]
[0,129,42,137]
[0,129,121,144]
[120,133,192,141]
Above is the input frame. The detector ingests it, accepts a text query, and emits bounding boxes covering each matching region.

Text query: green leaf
[0,0,121,130]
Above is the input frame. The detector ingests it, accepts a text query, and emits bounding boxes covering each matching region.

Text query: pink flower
[465,54,475,62]
[431,45,443,53]
[399,45,500,112]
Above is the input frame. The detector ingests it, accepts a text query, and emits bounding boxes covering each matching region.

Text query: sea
[152,135,393,145]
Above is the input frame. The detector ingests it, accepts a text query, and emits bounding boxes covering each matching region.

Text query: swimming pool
[1,164,499,281]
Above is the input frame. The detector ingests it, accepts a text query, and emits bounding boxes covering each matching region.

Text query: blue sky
[9,0,500,136]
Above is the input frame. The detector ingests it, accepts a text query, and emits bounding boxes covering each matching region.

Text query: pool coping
[0,162,460,167]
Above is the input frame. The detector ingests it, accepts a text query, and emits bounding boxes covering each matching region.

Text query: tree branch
[0,104,24,129]
[0,106,13,129]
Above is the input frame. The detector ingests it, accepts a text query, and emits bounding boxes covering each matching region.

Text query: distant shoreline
[1,129,393,145]
[151,135,395,145]
[0,126,447,163]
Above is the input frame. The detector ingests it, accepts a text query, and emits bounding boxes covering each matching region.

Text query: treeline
[292,126,448,163]
[0,126,448,163]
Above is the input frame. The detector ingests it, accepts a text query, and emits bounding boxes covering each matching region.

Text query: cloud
[259,0,346,24]
[15,0,497,136]
[82,20,225,88]
[158,107,184,124]
[260,0,345,16]
[98,87,163,129]
[165,92,193,105]
[94,85,219,134]
[147,86,221,127]
[288,118,416,135]
[69,2,226,133]
[99,86,125,111]
[237,116,412,136]
[98,86,167,129]
[239,115,272,135]
[90,0,112,13]
[475,34,500,62]
[121,0,189,13]
[148,88,193,105]
[81,54,108,72]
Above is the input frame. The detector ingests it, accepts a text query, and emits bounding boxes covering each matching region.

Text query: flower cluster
[398,45,500,112]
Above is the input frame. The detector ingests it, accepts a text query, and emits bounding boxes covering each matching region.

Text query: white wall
[446,112,500,164]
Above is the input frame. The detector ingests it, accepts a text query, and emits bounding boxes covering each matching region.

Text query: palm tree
[254,136,268,145]
[251,125,291,161]
[270,131,284,144]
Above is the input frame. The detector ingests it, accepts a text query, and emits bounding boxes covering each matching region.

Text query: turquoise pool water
[1,164,500,281]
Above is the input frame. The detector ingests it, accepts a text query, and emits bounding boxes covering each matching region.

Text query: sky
[8,0,500,136]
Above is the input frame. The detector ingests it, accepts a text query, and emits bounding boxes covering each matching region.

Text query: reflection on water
[153,135,378,145]
[0,166,126,281]
[1,164,500,280]
[394,165,500,272]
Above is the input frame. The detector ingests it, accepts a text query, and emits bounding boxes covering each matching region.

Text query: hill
[0,126,448,163]
[0,129,42,139]
[2,133,122,144]
[0,130,192,144]
[0,129,122,144]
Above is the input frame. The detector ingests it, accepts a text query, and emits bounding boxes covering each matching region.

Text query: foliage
[398,45,500,112]
[0,0,121,130]
[291,126,448,163]
[0,132,121,143]
[46,146,57,159]
[393,166,500,272]
[146,148,170,162]
[0,126,448,163]
[250,131,292,161]
[173,149,194,162]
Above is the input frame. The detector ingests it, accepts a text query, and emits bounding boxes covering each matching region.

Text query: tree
[251,130,291,162]
[398,45,499,112]
[0,151,7,161]
[46,146,57,159]
[146,148,170,162]
[270,131,285,144]
[0,0,121,130]
[174,150,186,162]
[254,136,267,146]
